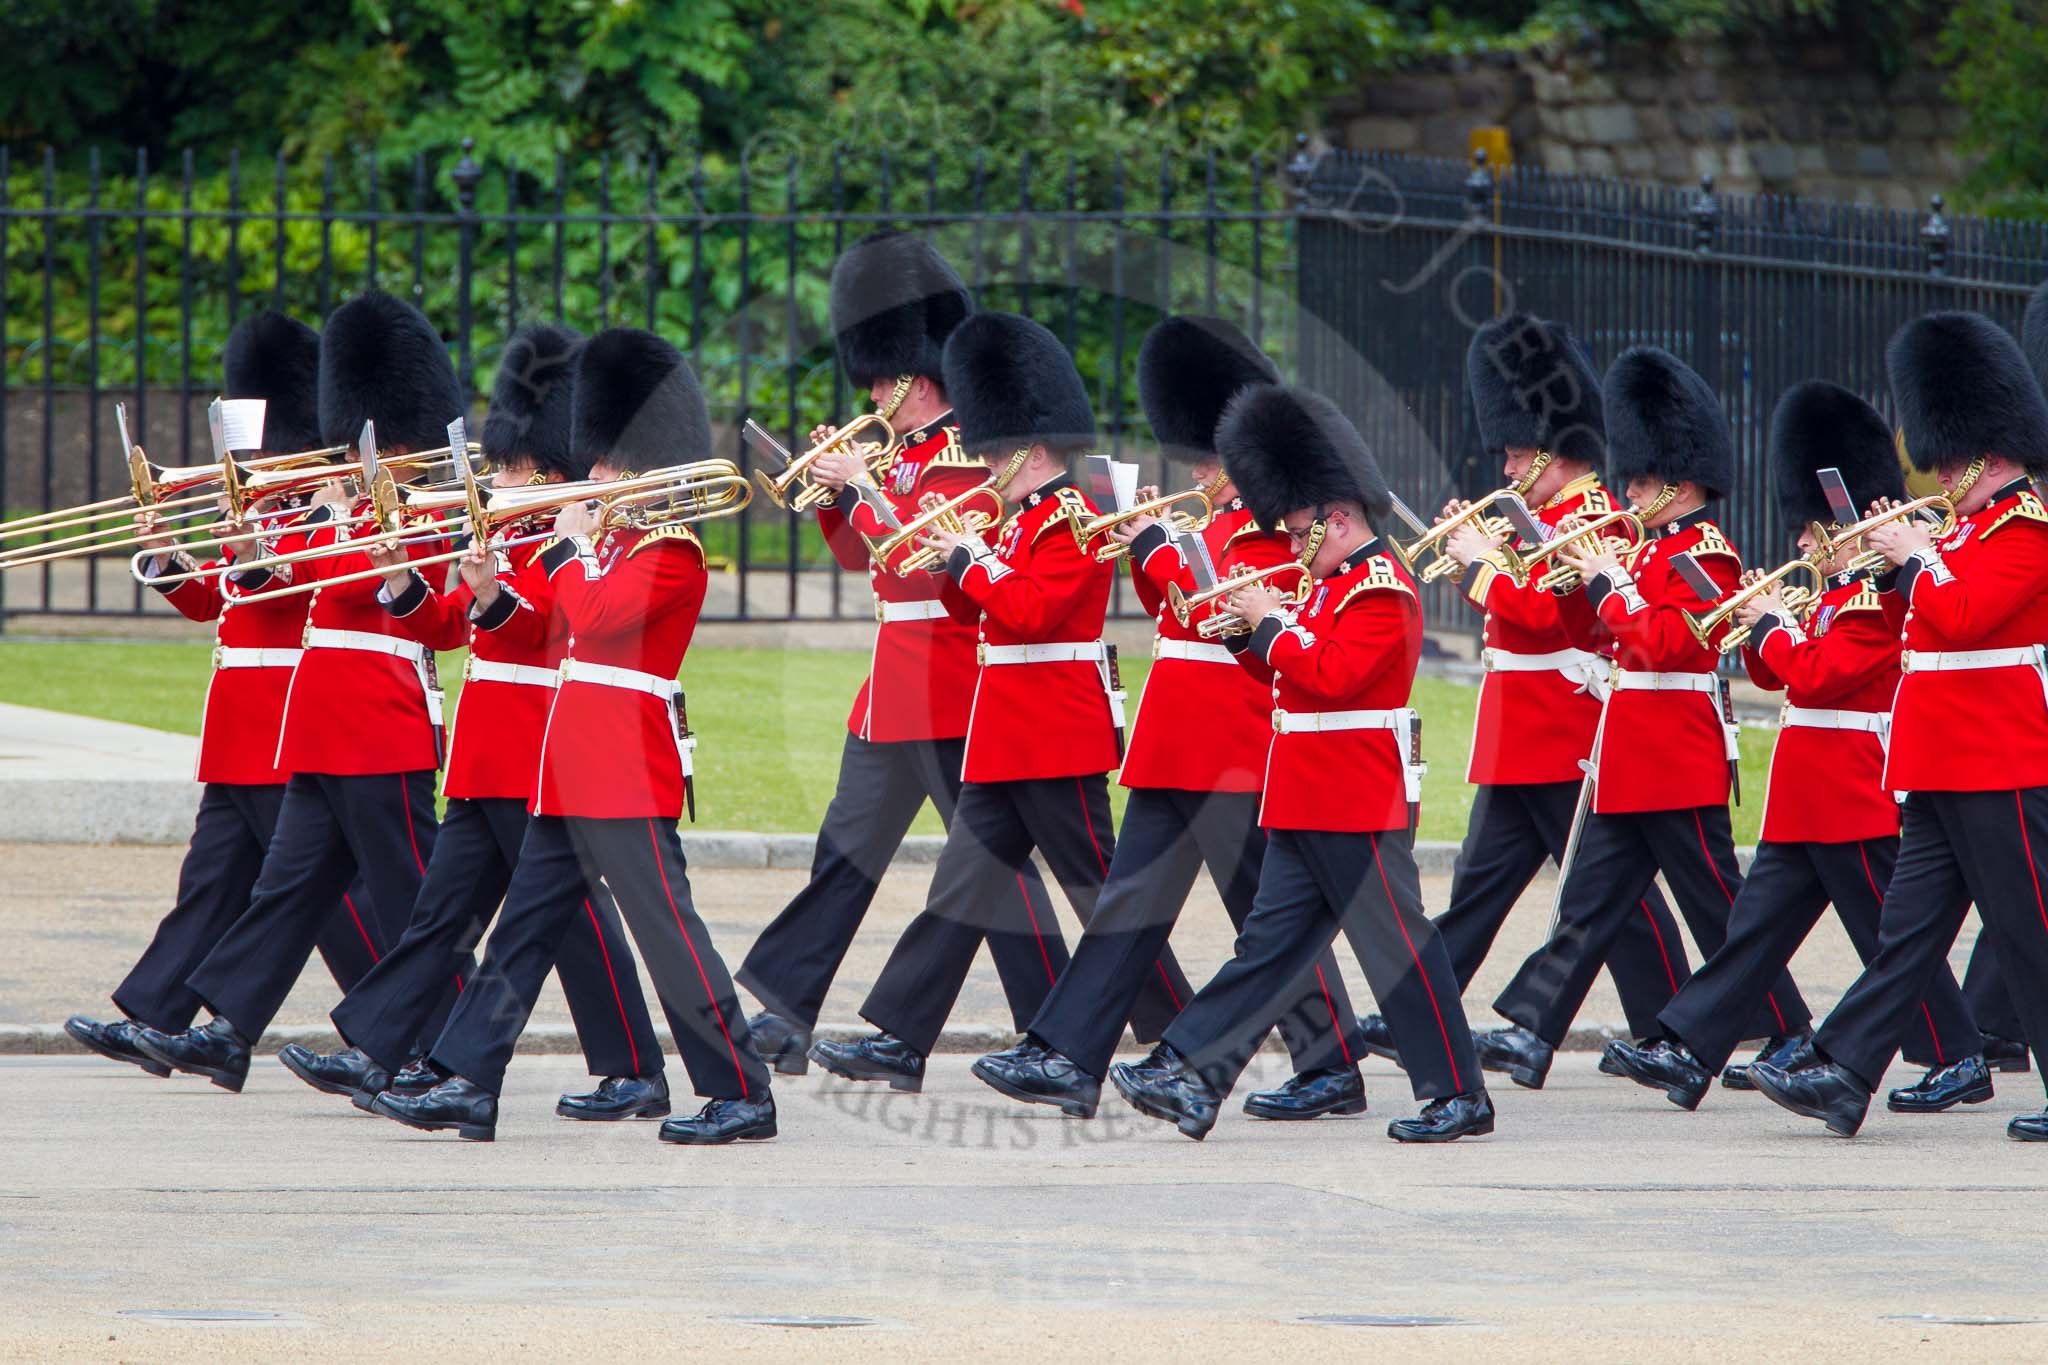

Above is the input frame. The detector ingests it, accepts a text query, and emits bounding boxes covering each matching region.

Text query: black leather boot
[64,1015,172,1078]
[371,1076,498,1141]
[278,1045,389,1102]
[1750,1059,1872,1137]
[972,1042,1101,1118]
[1885,1055,1994,1113]
[1107,1044,1221,1141]
[1387,1089,1494,1143]
[1603,1038,1712,1111]
[132,1016,251,1093]
[748,1011,812,1077]
[557,1073,672,1121]
[1474,1026,1554,1090]
[1242,1065,1367,1120]
[809,1032,925,1092]
[1721,1031,1814,1090]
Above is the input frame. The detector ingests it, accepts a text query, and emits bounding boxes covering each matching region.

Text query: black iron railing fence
[0,141,1294,622]
[7,135,2048,629]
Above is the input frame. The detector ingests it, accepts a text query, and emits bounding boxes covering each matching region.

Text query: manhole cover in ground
[1883,1315,2043,1327]
[1297,1314,1479,1328]
[718,1314,882,1329]
[118,1309,296,1326]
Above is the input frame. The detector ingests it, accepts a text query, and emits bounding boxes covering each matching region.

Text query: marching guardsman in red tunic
[134,292,463,1091]
[1387,314,1693,1067]
[972,316,1367,1122]
[63,312,380,1075]
[376,327,776,1144]
[1476,347,1810,1090]
[811,311,1190,1092]
[738,233,1060,1071]
[1753,312,2048,1141]
[1606,380,1989,1112]
[1107,384,1492,1142]
[273,325,666,1122]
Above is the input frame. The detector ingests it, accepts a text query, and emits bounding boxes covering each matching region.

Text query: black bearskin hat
[2022,277,2048,402]
[484,325,586,480]
[941,311,1095,457]
[829,231,973,390]
[571,327,711,471]
[1465,313,1605,471]
[1888,310,2048,475]
[317,291,464,451]
[1218,384,1390,528]
[1137,315,1280,463]
[1768,381,1903,530]
[1602,347,1733,498]
[224,311,322,453]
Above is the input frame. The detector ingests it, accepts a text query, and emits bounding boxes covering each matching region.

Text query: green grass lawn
[0,637,1770,843]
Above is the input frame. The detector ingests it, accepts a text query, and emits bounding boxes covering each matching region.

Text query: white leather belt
[1781,705,1888,734]
[212,646,301,670]
[465,658,557,689]
[1154,638,1236,665]
[558,658,694,776]
[876,598,949,624]
[1610,668,1718,693]
[302,626,443,742]
[303,627,426,663]
[1271,706,1426,802]
[1272,707,1409,734]
[1481,646,1600,673]
[978,641,1106,665]
[1901,646,2046,674]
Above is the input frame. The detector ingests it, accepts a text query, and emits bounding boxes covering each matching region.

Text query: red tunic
[940,473,1119,783]
[273,500,449,776]
[1560,511,1741,814]
[1119,501,1284,793]
[814,421,985,743]
[383,539,561,802]
[1743,575,1902,843]
[534,524,705,820]
[1237,542,1422,834]
[151,521,315,787]
[1460,475,1622,785]
[1885,481,2048,794]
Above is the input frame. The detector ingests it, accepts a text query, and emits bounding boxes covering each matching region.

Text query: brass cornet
[1525,510,1646,592]
[1396,488,1528,584]
[1684,556,1828,653]
[1068,489,1214,563]
[871,485,1006,575]
[1821,494,1957,575]
[1168,562,1315,639]
[755,413,901,511]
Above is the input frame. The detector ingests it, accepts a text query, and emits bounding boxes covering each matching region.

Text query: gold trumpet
[1068,489,1214,563]
[226,462,753,605]
[871,485,1006,575]
[755,413,901,511]
[1395,489,1528,585]
[1684,557,1828,653]
[1168,562,1315,639]
[1821,494,1957,575]
[1526,510,1647,592]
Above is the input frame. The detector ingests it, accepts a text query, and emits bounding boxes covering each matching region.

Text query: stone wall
[1329,38,1967,210]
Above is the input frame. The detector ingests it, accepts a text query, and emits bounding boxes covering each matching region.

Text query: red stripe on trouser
[342,891,381,965]
[1071,778,1176,1005]
[2017,793,2048,940]
[645,819,747,1097]
[1858,840,1941,1066]
[583,898,642,1076]
[1371,833,1461,1093]
[1639,899,1680,992]
[1695,810,1785,1032]
[1316,965,1354,1066]
[396,777,460,989]
[1016,871,1056,986]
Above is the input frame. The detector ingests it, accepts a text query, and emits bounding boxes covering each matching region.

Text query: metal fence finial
[1466,147,1493,221]
[453,137,482,213]
[1922,193,1950,277]
[1692,174,1719,254]
[1284,132,1318,207]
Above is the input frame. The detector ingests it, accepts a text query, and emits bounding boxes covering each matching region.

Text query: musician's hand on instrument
[1734,587,1785,628]
[1437,497,1471,523]
[310,479,351,514]
[136,509,177,555]
[918,525,967,563]
[1443,521,1500,568]
[364,539,414,594]
[1223,584,1283,625]
[811,449,863,493]
[1111,513,1159,545]
[458,541,499,607]
[1865,517,1929,566]
[1560,540,1619,580]
[553,498,600,540]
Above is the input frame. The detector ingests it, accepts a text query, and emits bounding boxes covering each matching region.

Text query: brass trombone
[1820,494,1957,575]
[225,461,753,605]
[1524,510,1647,592]
[1684,557,1828,653]
[871,484,1006,575]
[1394,489,1530,585]
[754,413,901,511]
[1168,561,1315,639]
[1068,489,1214,563]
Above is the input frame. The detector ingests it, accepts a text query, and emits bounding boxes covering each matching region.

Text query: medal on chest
[888,459,922,498]
[998,519,1025,559]
[1812,604,1837,637]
